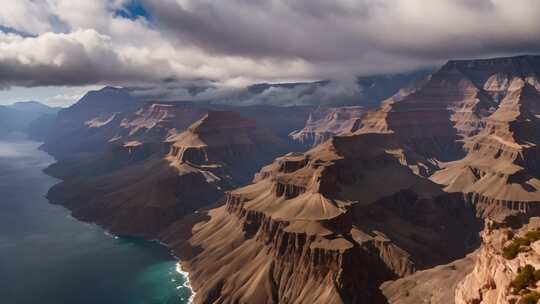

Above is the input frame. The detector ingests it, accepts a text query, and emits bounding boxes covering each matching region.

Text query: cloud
[0,0,538,90]
[145,0,540,64]
[0,1,54,34]
[231,79,363,106]
[0,30,126,87]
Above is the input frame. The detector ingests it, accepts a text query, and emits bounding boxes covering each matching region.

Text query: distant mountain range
[59,69,431,111]
[0,101,60,138]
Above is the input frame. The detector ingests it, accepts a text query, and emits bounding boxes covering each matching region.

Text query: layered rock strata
[178,133,480,304]
[47,111,288,237]
[289,106,365,147]
[176,55,540,304]
[431,79,540,221]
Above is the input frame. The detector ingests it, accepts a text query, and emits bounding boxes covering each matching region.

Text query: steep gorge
[174,132,481,304]
[33,55,540,304]
[174,55,540,304]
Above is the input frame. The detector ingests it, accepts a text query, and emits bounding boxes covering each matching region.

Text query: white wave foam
[176,262,195,304]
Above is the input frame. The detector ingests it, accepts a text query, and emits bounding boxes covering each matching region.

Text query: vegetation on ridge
[503,230,540,260]
[509,264,540,304]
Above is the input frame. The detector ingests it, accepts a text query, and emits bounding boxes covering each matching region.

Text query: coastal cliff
[36,55,540,304]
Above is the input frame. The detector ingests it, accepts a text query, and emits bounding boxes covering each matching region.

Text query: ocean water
[0,138,191,304]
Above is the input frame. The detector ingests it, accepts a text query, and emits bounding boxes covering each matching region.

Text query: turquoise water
[128,259,192,304]
[0,138,191,304]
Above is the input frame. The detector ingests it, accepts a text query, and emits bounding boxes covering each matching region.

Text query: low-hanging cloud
[0,0,539,89]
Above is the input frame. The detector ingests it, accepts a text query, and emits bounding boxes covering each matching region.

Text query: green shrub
[520,291,540,304]
[504,235,536,260]
[511,265,536,291]
[516,237,532,247]
[534,269,540,282]
[504,242,523,259]
[525,230,540,243]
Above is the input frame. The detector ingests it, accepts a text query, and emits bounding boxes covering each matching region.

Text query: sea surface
[0,138,191,304]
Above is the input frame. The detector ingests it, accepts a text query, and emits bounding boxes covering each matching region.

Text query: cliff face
[454,218,540,304]
[431,78,540,221]
[42,103,185,181]
[355,62,495,162]
[41,87,142,158]
[170,55,540,304]
[168,110,288,185]
[379,56,540,304]
[381,252,477,304]
[47,110,290,237]
[115,102,208,151]
[177,132,480,304]
[35,55,540,303]
[289,106,365,147]
[42,96,312,164]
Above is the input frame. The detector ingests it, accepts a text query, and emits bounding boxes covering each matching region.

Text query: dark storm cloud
[142,0,375,61]
[0,29,174,88]
[143,0,540,71]
[0,0,539,89]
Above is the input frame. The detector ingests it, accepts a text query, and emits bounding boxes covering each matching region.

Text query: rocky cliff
[168,55,540,304]
[289,106,365,147]
[452,218,540,304]
[36,55,540,304]
[431,78,540,221]
[47,110,289,237]
[381,55,540,304]
[173,131,480,303]
[42,94,312,163]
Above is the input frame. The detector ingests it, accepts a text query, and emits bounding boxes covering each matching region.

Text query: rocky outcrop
[114,102,208,150]
[174,55,540,304]
[178,132,481,304]
[381,253,477,304]
[431,78,540,221]
[289,106,365,147]
[382,56,540,304]
[354,61,495,159]
[168,110,288,185]
[454,218,540,304]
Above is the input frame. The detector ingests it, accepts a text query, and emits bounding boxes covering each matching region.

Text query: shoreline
[161,239,196,304]
[96,221,198,304]
[176,262,196,304]
[68,204,197,303]
[38,143,196,304]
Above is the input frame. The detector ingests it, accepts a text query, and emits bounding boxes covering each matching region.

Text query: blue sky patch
[115,0,151,21]
[0,25,36,37]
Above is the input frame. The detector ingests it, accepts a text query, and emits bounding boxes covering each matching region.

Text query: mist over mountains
[0,101,59,137]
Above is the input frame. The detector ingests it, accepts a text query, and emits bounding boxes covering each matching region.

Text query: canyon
[30,55,540,304]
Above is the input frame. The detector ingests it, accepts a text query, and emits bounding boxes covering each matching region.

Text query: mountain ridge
[29,53,540,304]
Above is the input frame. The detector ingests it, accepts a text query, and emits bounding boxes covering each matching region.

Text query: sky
[0,0,539,106]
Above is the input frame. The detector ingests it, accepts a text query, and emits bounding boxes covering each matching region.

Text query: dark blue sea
[0,138,191,304]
